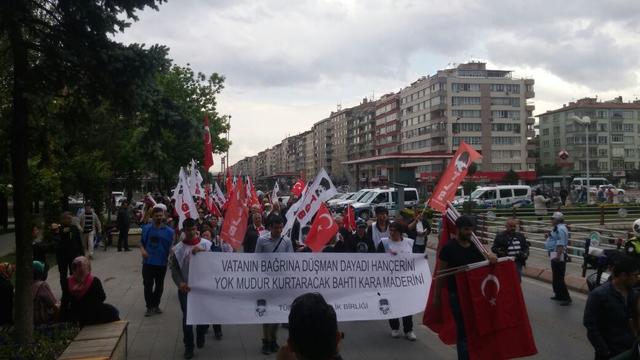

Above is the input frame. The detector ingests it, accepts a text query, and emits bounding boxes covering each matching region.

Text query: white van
[351,187,419,219]
[332,189,373,212]
[462,185,531,208]
[571,177,608,189]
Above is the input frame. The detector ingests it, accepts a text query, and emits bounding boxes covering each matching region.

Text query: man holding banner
[255,216,294,355]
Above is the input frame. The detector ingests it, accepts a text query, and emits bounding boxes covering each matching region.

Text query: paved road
[42,248,593,360]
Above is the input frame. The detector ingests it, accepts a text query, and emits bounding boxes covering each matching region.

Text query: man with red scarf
[170,218,212,360]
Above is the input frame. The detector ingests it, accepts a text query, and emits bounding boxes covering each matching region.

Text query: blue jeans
[178,291,208,350]
[449,292,469,360]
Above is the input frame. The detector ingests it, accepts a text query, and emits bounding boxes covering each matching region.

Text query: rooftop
[536,96,640,117]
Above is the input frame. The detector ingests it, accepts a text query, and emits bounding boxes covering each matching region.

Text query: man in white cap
[545,211,572,306]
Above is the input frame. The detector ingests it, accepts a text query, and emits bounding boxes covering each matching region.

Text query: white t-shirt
[172,239,212,281]
[380,237,414,254]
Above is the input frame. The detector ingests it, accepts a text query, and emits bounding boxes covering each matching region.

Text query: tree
[502,169,520,184]
[0,0,167,343]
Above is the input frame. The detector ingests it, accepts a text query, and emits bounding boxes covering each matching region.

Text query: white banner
[186,253,431,325]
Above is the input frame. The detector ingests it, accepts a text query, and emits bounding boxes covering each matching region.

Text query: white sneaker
[405,331,417,341]
[391,330,401,338]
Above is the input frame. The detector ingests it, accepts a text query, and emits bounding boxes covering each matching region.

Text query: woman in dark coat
[60,256,119,326]
[0,262,15,325]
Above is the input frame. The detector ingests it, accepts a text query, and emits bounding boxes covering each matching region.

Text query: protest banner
[186,252,431,325]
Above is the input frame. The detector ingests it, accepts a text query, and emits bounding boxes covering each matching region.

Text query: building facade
[399,62,536,181]
[538,97,640,178]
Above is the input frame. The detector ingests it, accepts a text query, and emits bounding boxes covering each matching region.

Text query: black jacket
[116,207,130,229]
[243,225,263,253]
[0,277,13,325]
[583,281,637,358]
[61,277,119,326]
[491,231,529,264]
[350,232,376,253]
[55,226,84,263]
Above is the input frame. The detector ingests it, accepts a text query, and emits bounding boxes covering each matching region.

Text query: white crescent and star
[481,274,500,306]
[317,213,334,232]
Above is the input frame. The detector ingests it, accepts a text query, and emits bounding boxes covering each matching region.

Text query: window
[499,189,513,198]
[598,148,608,157]
[514,188,528,196]
[612,159,624,170]
[452,110,481,118]
[624,124,634,132]
[625,149,636,157]
[405,191,418,201]
[612,123,623,132]
[491,110,520,119]
[453,123,482,133]
[612,134,624,143]
[598,136,608,144]
[542,129,549,135]
[452,136,481,145]
[598,162,609,171]
[598,123,608,132]
[481,190,496,200]
[491,123,521,132]
[452,83,480,92]
[625,162,636,170]
[491,150,522,159]
[492,137,521,145]
[612,147,624,157]
[553,139,560,146]
[491,97,520,107]
[451,97,481,106]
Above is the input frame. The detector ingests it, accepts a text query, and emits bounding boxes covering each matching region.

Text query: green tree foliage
[502,169,520,184]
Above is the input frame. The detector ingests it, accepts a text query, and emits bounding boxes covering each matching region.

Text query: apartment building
[313,118,333,176]
[538,97,640,177]
[303,130,315,180]
[399,62,536,181]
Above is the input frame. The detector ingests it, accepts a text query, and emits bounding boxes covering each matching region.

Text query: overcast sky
[117,0,640,168]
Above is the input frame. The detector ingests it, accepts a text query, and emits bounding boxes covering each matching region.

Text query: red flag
[304,204,338,252]
[204,184,222,218]
[225,168,233,195]
[345,205,356,232]
[422,213,458,344]
[455,261,537,360]
[427,142,482,213]
[219,179,249,250]
[203,114,214,172]
[291,179,305,197]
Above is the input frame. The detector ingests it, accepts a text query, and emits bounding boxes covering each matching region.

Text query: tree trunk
[5,0,34,343]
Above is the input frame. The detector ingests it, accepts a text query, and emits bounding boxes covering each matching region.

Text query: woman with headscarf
[60,256,119,325]
[32,261,59,325]
[0,262,15,325]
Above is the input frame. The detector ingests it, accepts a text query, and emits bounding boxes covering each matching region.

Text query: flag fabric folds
[219,179,249,250]
[304,203,338,252]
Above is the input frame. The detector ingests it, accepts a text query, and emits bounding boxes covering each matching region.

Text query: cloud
[117,0,640,165]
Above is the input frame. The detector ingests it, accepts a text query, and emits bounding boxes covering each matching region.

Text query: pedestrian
[333,216,354,253]
[255,216,294,355]
[244,212,266,253]
[32,260,59,325]
[0,262,15,325]
[55,213,85,291]
[491,218,529,280]
[545,211,572,306]
[276,293,343,360]
[408,210,431,254]
[200,230,225,340]
[584,256,639,360]
[116,199,131,252]
[170,218,212,359]
[351,220,375,253]
[607,187,615,204]
[377,222,416,341]
[139,206,175,317]
[560,188,568,206]
[60,256,120,326]
[366,206,390,250]
[434,215,497,360]
[597,188,606,203]
[79,202,101,259]
[533,189,548,221]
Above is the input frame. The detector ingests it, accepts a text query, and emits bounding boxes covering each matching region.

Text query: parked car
[455,185,531,208]
[326,192,354,208]
[591,184,625,195]
[351,187,419,220]
[332,188,373,212]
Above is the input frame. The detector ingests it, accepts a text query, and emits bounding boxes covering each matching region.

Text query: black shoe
[184,348,194,359]
[261,339,271,355]
[117,249,122,252]
[215,332,223,340]
[269,340,280,353]
[196,333,205,348]
[125,248,131,252]
[550,296,561,301]
[144,308,154,317]
[560,299,572,306]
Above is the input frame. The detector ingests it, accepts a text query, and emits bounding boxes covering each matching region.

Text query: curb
[524,265,589,294]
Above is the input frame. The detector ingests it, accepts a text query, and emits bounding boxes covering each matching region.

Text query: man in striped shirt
[492,218,529,280]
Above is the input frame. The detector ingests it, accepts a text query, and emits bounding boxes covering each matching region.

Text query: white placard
[186,253,431,324]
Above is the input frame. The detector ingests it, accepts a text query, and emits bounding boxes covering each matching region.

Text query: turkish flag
[427,142,482,213]
[345,205,356,232]
[203,114,214,172]
[423,213,458,345]
[204,184,222,218]
[455,261,537,360]
[219,179,249,250]
[291,179,305,197]
[305,204,338,252]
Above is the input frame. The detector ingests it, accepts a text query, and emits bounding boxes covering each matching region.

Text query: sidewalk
[0,231,15,257]
[45,247,455,360]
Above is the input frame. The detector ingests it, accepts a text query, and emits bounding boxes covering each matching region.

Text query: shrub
[0,323,79,360]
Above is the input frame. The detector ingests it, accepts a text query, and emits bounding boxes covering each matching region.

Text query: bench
[58,320,128,360]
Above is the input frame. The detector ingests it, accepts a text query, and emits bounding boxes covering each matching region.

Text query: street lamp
[571,115,592,204]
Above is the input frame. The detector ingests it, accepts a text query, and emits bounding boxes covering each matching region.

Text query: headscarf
[67,256,94,299]
[32,261,45,280]
[0,262,15,280]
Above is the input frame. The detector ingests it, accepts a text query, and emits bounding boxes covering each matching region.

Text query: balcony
[525,91,535,99]
[526,117,535,125]
[526,104,535,112]
[526,130,536,137]
[430,103,447,112]
[526,158,537,164]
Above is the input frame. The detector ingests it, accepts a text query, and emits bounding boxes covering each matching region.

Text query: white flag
[212,182,226,209]
[188,160,205,199]
[282,169,336,240]
[174,168,199,229]
[271,182,280,204]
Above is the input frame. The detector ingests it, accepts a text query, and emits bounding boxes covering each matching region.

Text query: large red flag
[422,213,458,344]
[291,179,305,197]
[304,204,338,252]
[455,261,538,360]
[427,142,482,213]
[203,114,214,172]
[219,179,249,250]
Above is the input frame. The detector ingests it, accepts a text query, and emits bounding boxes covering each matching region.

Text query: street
[41,248,594,360]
